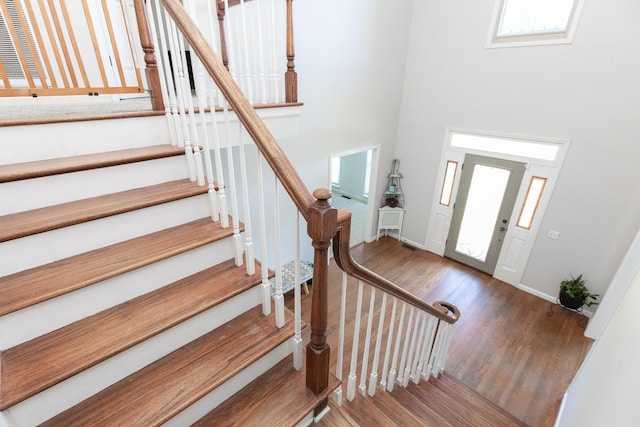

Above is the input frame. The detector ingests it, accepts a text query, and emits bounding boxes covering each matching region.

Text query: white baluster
[410,313,428,384]
[396,306,415,386]
[368,291,387,396]
[221,103,243,265]
[403,311,422,387]
[347,281,364,401]
[379,296,397,391]
[152,0,181,146]
[146,1,176,145]
[358,288,375,396]
[222,0,239,85]
[293,211,302,370]
[254,0,267,104]
[268,0,281,103]
[428,320,445,378]
[434,322,453,376]
[387,302,406,392]
[419,316,437,379]
[165,12,196,181]
[273,177,284,327]
[256,153,271,315]
[333,272,348,405]
[239,0,254,101]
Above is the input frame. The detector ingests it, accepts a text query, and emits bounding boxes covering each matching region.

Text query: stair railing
[157,0,460,410]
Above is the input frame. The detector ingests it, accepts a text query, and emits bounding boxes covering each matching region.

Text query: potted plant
[559,274,599,310]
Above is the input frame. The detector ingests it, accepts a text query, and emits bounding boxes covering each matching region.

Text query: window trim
[486,0,585,49]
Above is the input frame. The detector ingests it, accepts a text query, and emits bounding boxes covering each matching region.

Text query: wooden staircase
[0,117,333,426]
[319,372,527,426]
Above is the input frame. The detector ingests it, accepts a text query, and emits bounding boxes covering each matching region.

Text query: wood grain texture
[41,306,294,426]
[0,179,207,243]
[194,353,340,427]
[291,237,593,427]
[0,144,184,182]
[0,259,264,409]
[0,217,238,316]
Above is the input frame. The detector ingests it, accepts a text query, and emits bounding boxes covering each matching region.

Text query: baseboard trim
[517,283,594,318]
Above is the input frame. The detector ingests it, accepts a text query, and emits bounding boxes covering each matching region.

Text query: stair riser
[0,116,172,165]
[164,339,294,427]
[4,285,263,426]
[0,195,211,277]
[1,156,190,216]
[0,237,237,349]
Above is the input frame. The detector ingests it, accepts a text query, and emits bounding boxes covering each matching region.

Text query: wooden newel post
[306,188,337,395]
[216,1,230,70]
[134,0,164,111]
[285,0,297,103]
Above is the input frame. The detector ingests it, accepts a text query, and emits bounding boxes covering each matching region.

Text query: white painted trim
[425,127,570,286]
[517,283,594,318]
[485,0,586,49]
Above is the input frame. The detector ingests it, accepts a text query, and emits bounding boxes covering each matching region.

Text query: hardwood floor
[287,237,593,427]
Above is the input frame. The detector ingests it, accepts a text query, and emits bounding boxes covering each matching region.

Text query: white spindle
[268,0,281,103]
[358,288,375,396]
[165,11,196,181]
[428,321,445,377]
[256,153,271,315]
[347,281,364,401]
[273,177,284,327]
[239,0,254,101]
[333,272,348,405]
[396,306,415,387]
[410,313,428,384]
[434,322,453,376]
[221,103,243,266]
[152,1,182,146]
[146,1,176,145]
[254,0,267,104]
[403,311,422,387]
[368,291,387,396]
[419,316,437,379]
[293,211,302,369]
[379,296,397,391]
[223,0,239,85]
[236,129,255,274]
[387,302,406,392]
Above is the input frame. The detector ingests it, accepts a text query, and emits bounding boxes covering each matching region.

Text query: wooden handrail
[159,0,459,403]
[333,210,459,324]
[161,0,315,218]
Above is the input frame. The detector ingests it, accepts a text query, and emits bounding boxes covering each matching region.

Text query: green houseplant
[559,274,599,310]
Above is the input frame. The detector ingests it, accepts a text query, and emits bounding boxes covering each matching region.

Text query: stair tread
[0,259,265,410]
[0,217,238,316]
[41,306,294,427]
[0,144,185,182]
[194,354,341,427]
[380,385,454,426]
[0,178,207,243]
[339,390,417,427]
[405,375,527,427]
[432,372,527,426]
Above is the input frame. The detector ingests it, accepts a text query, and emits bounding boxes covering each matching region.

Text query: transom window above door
[486,0,585,48]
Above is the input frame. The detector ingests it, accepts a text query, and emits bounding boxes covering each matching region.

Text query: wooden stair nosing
[432,372,527,427]
[194,354,341,427]
[0,145,185,183]
[0,259,268,410]
[0,217,240,317]
[0,179,208,243]
[40,306,296,427]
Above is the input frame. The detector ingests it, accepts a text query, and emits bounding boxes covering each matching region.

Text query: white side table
[377,206,405,240]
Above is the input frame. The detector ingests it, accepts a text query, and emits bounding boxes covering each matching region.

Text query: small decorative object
[381,159,403,208]
[559,274,599,310]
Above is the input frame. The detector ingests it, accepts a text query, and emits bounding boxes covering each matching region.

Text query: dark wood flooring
[287,237,593,427]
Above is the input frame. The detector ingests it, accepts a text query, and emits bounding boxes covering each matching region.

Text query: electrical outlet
[548,230,560,240]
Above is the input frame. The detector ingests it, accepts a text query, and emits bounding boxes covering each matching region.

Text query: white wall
[395,0,640,302]
[282,0,413,239]
[555,250,640,426]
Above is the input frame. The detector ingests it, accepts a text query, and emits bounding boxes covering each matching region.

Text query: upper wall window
[487,0,585,48]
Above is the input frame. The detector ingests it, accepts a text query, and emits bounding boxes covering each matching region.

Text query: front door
[444,155,525,274]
